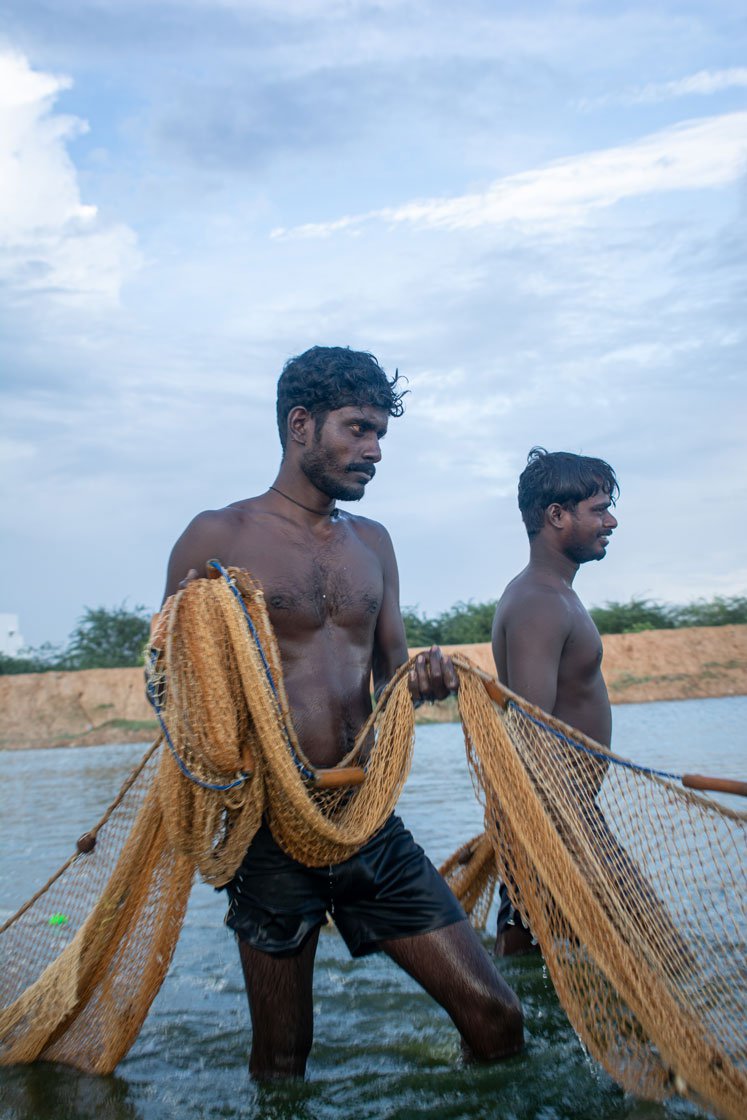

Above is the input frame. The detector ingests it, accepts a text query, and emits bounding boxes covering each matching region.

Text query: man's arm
[496,593,570,714]
[368,524,409,700]
[162,510,234,602]
[367,523,457,703]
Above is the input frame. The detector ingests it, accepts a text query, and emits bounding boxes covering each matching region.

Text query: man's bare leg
[380,919,524,1061]
[238,928,321,1079]
[494,925,540,957]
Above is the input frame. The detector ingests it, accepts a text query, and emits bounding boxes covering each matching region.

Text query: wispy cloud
[273,111,747,239]
[0,50,140,303]
[580,67,747,109]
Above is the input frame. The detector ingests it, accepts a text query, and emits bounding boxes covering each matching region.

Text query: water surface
[2,697,745,1120]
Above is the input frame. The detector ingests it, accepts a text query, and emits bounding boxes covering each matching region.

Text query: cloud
[0,49,140,303]
[273,111,747,239]
[580,67,747,109]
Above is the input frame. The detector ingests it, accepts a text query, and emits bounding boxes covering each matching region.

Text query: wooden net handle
[682,773,747,798]
[471,666,747,800]
[312,767,366,790]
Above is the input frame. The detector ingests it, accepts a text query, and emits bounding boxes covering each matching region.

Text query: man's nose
[362,435,382,462]
[605,511,618,529]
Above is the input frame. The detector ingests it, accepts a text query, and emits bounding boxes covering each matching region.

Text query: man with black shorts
[164,346,523,1078]
[491,447,619,955]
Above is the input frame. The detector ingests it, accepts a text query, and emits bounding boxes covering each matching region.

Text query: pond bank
[1,624,745,749]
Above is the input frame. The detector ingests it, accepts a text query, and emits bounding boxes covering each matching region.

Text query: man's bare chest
[560,610,604,683]
[222,522,384,631]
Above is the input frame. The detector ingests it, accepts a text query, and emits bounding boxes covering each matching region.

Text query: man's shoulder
[499,574,573,629]
[187,496,262,530]
[178,498,264,549]
[342,511,393,550]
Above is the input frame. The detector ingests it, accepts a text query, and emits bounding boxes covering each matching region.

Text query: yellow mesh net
[453,664,746,1120]
[1,565,745,1120]
[438,832,498,932]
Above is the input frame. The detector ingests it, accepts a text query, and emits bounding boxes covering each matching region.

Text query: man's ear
[546,502,567,530]
[287,406,312,446]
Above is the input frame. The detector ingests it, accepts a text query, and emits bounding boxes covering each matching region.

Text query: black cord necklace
[269,485,338,518]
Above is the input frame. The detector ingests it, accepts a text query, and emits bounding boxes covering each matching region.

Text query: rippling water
[1,697,745,1120]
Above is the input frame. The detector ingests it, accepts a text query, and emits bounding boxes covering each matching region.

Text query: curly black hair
[518,446,619,539]
[276,346,406,448]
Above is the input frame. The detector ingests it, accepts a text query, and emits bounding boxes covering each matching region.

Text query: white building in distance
[0,614,25,657]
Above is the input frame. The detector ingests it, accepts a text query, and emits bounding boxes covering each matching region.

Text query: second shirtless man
[164,346,523,1078]
[491,446,619,955]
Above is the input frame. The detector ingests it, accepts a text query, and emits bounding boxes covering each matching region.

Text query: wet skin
[492,490,618,748]
[164,406,457,767]
[491,490,618,956]
[164,401,523,1076]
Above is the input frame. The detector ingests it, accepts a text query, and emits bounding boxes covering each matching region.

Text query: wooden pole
[467,659,747,800]
[682,773,747,798]
[312,767,366,790]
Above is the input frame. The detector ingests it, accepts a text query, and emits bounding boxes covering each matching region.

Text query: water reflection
[1,1063,139,1120]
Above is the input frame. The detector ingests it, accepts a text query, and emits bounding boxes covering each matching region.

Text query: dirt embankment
[1,625,746,750]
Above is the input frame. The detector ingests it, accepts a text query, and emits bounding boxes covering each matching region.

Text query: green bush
[0,642,64,674]
[672,595,747,628]
[401,609,440,648]
[63,604,151,670]
[591,595,747,634]
[403,600,497,646]
[5,591,746,675]
[404,592,747,646]
[1,605,151,674]
[589,598,676,635]
[438,600,498,644]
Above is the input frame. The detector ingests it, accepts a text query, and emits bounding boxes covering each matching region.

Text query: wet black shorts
[224,814,465,958]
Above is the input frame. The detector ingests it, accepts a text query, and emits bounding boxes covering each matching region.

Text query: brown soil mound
[0,667,159,750]
[1,625,745,749]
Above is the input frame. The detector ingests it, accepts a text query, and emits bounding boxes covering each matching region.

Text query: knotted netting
[0,565,417,1073]
[1,565,745,1120]
[452,663,746,1120]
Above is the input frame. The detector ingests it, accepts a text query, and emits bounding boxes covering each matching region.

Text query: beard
[300,443,375,502]
[566,537,606,565]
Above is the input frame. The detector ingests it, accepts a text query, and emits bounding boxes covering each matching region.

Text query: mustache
[347,463,376,479]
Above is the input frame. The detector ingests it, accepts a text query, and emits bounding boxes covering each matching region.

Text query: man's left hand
[408,646,459,704]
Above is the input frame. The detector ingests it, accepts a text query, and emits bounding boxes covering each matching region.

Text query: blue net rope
[506,700,682,784]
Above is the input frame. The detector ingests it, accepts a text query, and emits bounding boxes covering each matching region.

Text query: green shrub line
[0,604,150,675]
[403,594,747,646]
[2,595,746,675]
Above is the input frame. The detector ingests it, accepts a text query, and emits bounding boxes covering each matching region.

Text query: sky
[1,0,746,648]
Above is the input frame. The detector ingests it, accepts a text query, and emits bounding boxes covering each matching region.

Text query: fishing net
[1,565,745,1120]
[453,663,746,1120]
[438,832,498,932]
[0,566,416,1073]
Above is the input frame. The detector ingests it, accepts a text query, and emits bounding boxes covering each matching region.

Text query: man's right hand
[408,646,459,704]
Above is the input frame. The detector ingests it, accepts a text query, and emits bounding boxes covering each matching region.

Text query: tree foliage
[403,600,498,646]
[590,595,747,634]
[403,593,747,646]
[589,598,676,635]
[3,593,746,674]
[1,605,151,674]
[0,644,63,675]
[63,605,151,669]
[673,595,747,629]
